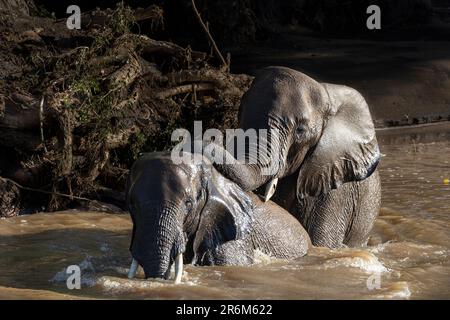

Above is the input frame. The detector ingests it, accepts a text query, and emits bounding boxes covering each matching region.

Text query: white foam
[367,241,392,254]
[253,249,281,265]
[373,282,411,299]
[322,253,389,273]
[98,276,167,292]
[96,274,198,293]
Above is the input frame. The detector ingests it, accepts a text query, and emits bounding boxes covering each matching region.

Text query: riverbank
[231,30,450,128]
[376,121,450,144]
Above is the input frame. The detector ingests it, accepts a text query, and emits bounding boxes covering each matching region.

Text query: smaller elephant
[126,152,310,283]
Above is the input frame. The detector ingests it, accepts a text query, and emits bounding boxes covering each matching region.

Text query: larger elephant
[212,66,381,248]
[126,152,310,283]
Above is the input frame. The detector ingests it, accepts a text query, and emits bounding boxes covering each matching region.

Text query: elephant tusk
[263,178,278,202]
[174,253,183,284]
[128,258,139,279]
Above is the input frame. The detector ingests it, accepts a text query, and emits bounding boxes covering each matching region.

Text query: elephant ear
[193,164,254,259]
[297,84,380,199]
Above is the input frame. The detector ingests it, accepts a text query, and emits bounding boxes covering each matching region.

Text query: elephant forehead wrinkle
[267,114,290,131]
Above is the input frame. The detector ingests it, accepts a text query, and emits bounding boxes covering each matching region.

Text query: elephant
[126,152,311,283]
[210,66,381,248]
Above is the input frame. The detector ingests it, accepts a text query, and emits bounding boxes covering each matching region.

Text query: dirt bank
[0,2,255,216]
[376,121,450,146]
[232,31,450,128]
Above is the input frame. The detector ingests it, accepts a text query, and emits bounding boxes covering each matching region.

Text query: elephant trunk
[130,204,185,281]
[207,129,285,198]
[216,162,269,192]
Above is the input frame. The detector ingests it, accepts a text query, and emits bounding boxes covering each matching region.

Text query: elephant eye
[295,125,305,138]
[185,199,193,211]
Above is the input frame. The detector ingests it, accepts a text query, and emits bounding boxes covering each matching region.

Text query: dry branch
[191,0,228,70]
[138,35,207,61]
[156,83,216,99]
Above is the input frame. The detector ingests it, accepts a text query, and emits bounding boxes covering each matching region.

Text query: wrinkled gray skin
[214,66,381,248]
[126,152,310,279]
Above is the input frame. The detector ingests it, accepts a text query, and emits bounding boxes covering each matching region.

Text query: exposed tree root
[0,2,253,216]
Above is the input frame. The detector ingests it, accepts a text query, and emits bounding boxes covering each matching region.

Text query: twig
[3,177,94,202]
[39,96,48,153]
[156,83,216,99]
[191,0,228,70]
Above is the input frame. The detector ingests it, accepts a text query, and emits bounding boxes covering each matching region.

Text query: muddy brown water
[0,123,449,299]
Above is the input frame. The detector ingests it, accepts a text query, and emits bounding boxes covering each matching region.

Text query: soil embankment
[232,32,450,128]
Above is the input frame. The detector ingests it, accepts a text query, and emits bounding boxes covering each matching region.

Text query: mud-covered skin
[214,66,381,248]
[126,152,310,279]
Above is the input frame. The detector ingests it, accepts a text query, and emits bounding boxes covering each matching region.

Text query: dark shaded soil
[231,29,450,128]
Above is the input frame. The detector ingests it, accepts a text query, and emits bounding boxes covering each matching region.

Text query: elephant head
[215,66,380,200]
[126,153,253,283]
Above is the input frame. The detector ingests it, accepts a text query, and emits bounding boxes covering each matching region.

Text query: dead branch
[2,177,93,202]
[138,35,206,61]
[134,5,164,24]
[109,52,142,88]
[39,96,47,153]
[191,0,228,70]
[57,109,73,177]
[156,83,216,99]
